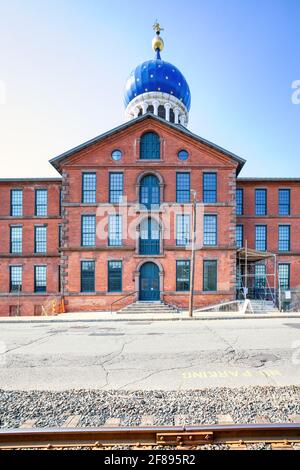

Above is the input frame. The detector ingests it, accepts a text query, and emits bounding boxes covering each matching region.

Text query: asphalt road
[1,318,300,390]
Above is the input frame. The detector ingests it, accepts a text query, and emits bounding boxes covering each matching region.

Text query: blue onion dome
[124,23,191,112]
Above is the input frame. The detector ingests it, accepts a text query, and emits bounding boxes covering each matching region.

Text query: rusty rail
[1,424,300,449]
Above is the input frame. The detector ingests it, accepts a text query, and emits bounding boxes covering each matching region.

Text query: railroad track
[1,424,300,450]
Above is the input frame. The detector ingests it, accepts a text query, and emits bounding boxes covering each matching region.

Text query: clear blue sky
[0,0,299,178]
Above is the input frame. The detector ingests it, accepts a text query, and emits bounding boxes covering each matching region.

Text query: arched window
[169,108,175,123]
[140,132,160,160]
[139,218,160,255]
[158,105,166,119]
[147,105,154,114]
[139,175,160,209]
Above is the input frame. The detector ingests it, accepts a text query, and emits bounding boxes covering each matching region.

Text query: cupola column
[164,103,171,121]
[152,100,159,116]
[174,107,180,124]
[141,102,148,115]
[179,115,186,126]
[133,107,139,118]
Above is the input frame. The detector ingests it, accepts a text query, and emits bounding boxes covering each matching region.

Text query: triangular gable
[50,113,246,174]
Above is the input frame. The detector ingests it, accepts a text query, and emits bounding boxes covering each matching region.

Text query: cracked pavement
[0,318,300,390]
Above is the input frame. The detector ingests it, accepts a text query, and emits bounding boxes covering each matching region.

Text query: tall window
[255,189,267,216]
[35,189,48,216]
[255,264,266,289]
[203,260,217,291]
[81,215,96,247]
[204,215,217,246]
[140,132,160,160]
[108,215,122,246]
[109,173,123,203]
[34,266,47,293]
[81,261,95,293]
[82,173,96,203]
[10,226,22,254]
[108,261,122,292]
[203,173,217,203]
[58,224,62,248]
[139,175,160,209]
[278,189,290,216]
[278,225,290,252]
[236,224,243,248]
[176,260,190,291]
[10,266,22,293]
[255,225,267,251]
[236,188,244,215]
[10,189,23,217]
[176,215,190,246]
[278,264,290,290]
[139,218,160,255]
[176,173,190,203]
[59,188,63,216]
[34,226,47,254]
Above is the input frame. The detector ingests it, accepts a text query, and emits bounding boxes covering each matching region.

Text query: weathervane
[153,21,164,35]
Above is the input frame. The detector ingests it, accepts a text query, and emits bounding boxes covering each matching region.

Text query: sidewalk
[0,310,300,323]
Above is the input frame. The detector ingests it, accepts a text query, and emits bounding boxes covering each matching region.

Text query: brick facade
[0,115,299,315]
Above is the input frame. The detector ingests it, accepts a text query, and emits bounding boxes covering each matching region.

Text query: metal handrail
[110,291,138,314]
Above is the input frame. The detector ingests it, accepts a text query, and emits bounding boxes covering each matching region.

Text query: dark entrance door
[139,262,160,301]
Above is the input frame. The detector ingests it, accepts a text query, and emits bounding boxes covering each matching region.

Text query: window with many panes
[176,260,190,291]
[176,215,190,246]
[10,266,22,293]
[278,225,290,252]
[81,261,95,293]
[236,188,244,215]
[108,261,122,292]
[203,260,217,291]
[82,173,96,203]
[176,173,190,203]
[10,189,23,216]
[236,224,243,248]
[203,173,217,203]
[255,225,267,251]
[204,215,217,246]
[140,132,160,160]
[34,226,47,253]
[10,226,22,254]
[255,189,267,216]
[109,173,123,203]
[278,189,290,216]
[108,215,122,246]
[278,263,290,290]
[255,264,266,289]
[35,189,48,216]
[81,215,96,247]
[34,266,47,293]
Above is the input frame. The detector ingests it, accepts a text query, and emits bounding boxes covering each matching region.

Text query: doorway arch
[139,262,160,301]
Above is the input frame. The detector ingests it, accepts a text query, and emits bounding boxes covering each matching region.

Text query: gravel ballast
[1,386,300,429]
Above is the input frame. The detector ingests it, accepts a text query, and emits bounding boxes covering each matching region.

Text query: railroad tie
[20,419,36,428]
[217,414,234,425]
[104,418,121,427]
[140,415,154,426]
[62,415,81,428]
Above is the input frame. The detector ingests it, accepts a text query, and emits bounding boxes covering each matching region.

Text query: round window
[178,149,189,161]
[111,149,122,161]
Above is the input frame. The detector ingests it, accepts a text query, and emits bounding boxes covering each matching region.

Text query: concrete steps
[250,300,279,313]
[119,301,179,314]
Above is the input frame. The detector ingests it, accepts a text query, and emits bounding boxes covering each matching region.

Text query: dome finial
[152,21,164,59]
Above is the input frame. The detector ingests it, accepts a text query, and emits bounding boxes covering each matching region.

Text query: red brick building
[0,29,299,316]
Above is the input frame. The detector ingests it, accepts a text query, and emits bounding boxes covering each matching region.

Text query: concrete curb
[0,313,300,324]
